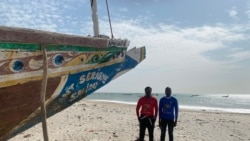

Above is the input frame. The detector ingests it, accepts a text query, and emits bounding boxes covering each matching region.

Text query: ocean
[85,92,250,114]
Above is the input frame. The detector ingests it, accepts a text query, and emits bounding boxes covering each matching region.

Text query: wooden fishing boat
[0,0,145,140]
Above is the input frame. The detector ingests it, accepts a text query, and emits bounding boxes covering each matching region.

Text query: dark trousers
[160,119,175,141]
[139,117,155,141]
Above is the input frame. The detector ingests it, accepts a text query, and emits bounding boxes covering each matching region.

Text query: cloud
[96,18,250,93]
[0,1,66,31]
[228,7,238,20]
[246,1,250,20]
[98,18,248,66]
[228,50,250,62]
[0,0,88,33]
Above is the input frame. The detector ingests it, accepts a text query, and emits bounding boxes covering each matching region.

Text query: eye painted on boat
[91,54,100,63]
[80,58,84,62]
[10,60,24,72]
[53,54,64,67]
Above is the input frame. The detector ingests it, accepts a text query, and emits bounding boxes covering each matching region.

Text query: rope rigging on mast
[106,0,114,39]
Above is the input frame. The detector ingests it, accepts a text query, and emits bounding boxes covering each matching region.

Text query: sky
[1,0,250,94]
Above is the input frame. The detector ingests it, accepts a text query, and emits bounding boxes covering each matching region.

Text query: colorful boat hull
[0,26,145,140]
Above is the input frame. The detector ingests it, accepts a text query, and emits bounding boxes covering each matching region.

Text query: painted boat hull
[0,26,145,140]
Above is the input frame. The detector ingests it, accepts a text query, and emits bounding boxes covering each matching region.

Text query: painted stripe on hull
[0,54,139,140]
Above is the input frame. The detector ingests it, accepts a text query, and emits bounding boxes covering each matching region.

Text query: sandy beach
[9,100,250,141]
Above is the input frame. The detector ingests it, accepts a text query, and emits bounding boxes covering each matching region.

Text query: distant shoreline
[87,99,250,114]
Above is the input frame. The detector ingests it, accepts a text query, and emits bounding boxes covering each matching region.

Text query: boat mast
[90,0,99,37]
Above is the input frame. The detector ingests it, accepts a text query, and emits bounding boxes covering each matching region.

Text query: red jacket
[136,96,158,118]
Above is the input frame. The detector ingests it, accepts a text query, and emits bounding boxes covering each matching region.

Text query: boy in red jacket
[136,86,158,141]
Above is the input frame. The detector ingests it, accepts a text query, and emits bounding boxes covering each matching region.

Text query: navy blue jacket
[159,96,178,120]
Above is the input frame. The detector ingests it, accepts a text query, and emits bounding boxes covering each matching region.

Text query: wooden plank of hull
[0,26,108,48]
[0,77,61,138]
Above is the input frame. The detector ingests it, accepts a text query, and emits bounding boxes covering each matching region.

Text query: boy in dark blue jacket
[159,87,179,141]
